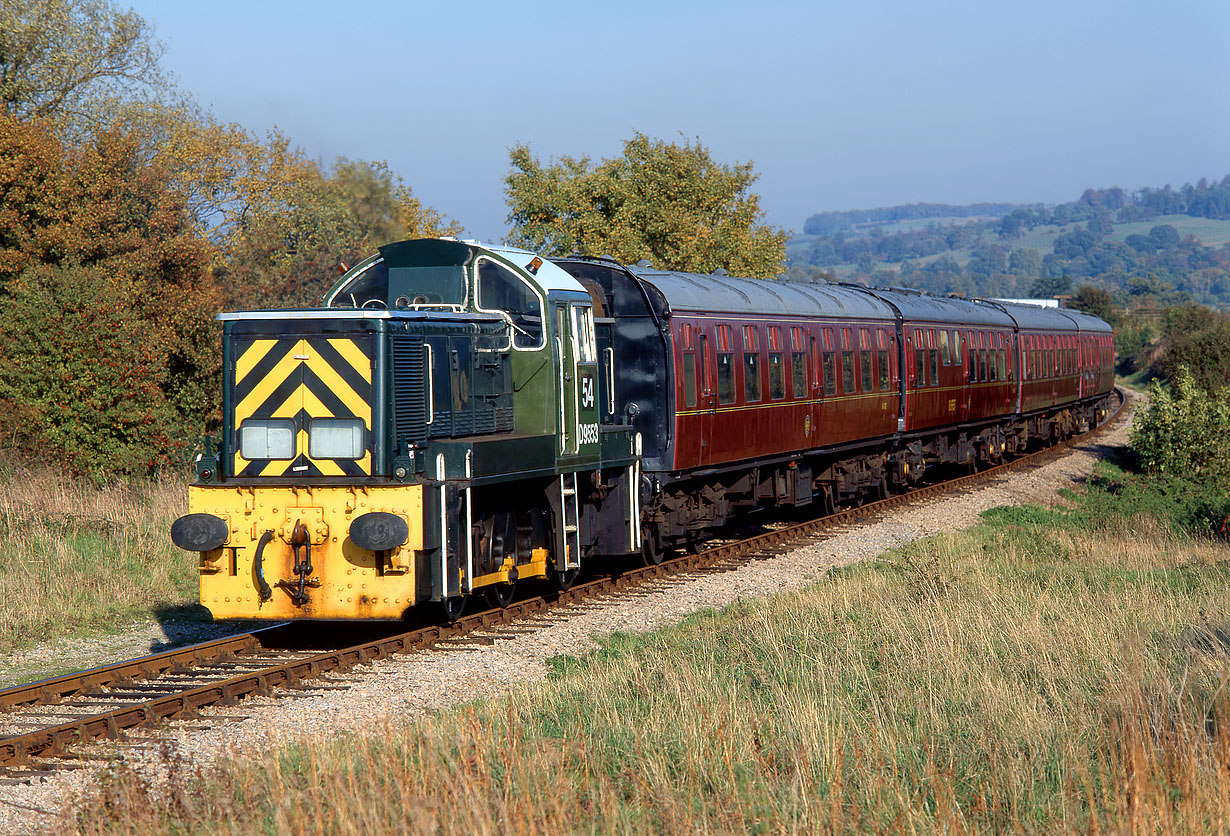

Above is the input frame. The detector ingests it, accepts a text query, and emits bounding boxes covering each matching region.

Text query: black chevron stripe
[234,338,298,405]
[312,338,371,402]
[337,459,367,477]
[247,368,303,421]
[302,369,358,419]
[278,454,323,478]
[238,458,271,477]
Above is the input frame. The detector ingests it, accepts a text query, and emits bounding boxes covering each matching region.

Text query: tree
[0,113,220,472]
[144,115,459,309]
[505,133,787,278]
[1148,224,1181,249]
[0,0,166,128]
[1069,285,1117,324]
[1160,304,1230,396]
[1008,247,1042,278]
[1030,275,1073,298]
[966,244,1006,279]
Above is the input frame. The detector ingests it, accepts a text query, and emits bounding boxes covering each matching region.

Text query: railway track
[0,389,1127,780]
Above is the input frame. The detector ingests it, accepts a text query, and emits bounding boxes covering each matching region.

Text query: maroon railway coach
[550,256,1114,558]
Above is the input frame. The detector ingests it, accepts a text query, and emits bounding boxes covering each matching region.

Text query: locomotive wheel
[441,595,466,622]
[640,528,663,566]
[485,582,516,608]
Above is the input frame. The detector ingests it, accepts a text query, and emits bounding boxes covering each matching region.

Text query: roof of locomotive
[625,266,895,320]
[322,238,587,308]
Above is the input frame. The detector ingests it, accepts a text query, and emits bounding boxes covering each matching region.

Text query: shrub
[1129,365,1230,488]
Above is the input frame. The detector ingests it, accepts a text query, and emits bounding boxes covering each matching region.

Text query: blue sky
[132,0,1230,242]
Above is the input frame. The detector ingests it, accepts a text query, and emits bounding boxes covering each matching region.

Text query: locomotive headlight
[239,419,295,460]
[309,418,365,459]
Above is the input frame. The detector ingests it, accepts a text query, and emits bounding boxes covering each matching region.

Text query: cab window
[476,258,544,349]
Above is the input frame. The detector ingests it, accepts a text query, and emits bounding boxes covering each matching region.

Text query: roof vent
[712,267,728,276]
[636,259,653,268]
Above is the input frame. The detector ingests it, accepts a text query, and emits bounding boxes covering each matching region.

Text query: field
[0,457,197,655]
[65,457,1230,835]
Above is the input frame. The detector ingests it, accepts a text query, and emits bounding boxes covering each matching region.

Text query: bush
[0,264,185,474]
[1160,304,1230,395]
[1130,365,1230,489]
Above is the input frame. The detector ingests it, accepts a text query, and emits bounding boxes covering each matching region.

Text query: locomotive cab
[173,239,640,622]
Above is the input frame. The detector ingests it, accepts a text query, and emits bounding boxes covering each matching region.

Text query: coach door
[697,331,717,466]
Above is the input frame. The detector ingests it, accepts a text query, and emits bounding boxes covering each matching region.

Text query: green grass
[1110,214,1230,247]
[0,457,199,652]
[66,464,1230,835]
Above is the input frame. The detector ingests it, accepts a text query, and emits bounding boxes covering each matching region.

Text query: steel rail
[0,389,1126,768]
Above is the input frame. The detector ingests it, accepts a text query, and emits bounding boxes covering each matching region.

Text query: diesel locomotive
[171,237,1115,621]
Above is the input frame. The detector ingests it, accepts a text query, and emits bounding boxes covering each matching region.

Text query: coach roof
[626,267,895,320]
[861,288,1017,329]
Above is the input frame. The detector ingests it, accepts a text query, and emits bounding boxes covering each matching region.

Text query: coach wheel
[965,451,978,475]
[820,485,836,517]
[876,477,890,501]
[485,582,516,608]
[441,595,466,622]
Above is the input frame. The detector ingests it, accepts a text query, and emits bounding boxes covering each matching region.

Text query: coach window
[475,258,544,349]
[822,328,837,396]
[877,330,890,391]
[680,324,697,409]
[716,325,735,404]
[859,328,873,392]
[790,327,807,398]
[979,333,989,383]
[841,328,855,393]
[914,331,926,388]
[767,326,785,400]
[967,331,976,381]
[743,325,762,402]
[939,329,951,366]
[997,334,1007,382]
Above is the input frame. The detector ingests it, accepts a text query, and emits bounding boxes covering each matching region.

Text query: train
[170,237,1115,621]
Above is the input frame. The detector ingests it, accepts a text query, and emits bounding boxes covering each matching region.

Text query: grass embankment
[69,460,1230,835]
[0,457,196,651]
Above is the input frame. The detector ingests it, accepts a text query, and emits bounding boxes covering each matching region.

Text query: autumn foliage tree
[0,114,220,472]
[506,133,787,278]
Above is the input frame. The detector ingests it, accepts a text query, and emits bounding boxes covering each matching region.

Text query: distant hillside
[788,178,1230,310]
[802,202,1038,236]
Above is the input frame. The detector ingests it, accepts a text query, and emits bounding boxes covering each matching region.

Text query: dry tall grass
[65,507,1230,835]
[0,455,195,650]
